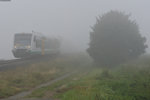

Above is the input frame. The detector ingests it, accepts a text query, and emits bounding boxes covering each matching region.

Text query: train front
[12,33,32,58]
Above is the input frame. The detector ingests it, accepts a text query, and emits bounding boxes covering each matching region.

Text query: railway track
[0,59,20,65]
[0,59,30,71]
[0,55,56,71]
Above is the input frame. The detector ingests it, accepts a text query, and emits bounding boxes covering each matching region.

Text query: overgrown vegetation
[29,55,150,100]
[0,53,91,99]
[1,53,150,100]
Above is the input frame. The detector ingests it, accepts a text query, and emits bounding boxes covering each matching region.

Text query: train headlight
[27,46,31,49]
[14,45,17,49]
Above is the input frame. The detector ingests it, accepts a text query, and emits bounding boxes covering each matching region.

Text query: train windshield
[14,34,32,46]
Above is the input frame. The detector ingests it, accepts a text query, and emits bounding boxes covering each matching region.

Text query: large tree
[87,11,147,67]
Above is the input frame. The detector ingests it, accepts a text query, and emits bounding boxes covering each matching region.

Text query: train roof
[15,32,44,37]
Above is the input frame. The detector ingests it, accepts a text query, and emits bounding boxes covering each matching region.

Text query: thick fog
[0,0,150,59]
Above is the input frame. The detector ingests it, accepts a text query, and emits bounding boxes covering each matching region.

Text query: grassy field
[0,53,150,100]
[0,53,91,99]
[28,55,150,100]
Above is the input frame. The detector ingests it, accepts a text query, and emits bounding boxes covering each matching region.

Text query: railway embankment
[0,53,92,100]
[0,55,57,71]
[1,53,150,100]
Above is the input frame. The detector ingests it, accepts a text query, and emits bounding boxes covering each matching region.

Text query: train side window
[34,36,36,42]
[36,39,42,48]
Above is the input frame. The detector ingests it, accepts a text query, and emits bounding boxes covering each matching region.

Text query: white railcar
[12,32,60,58]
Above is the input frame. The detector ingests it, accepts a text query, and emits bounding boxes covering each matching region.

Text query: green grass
[1,53,150,100]
[0,53,92,99]
[28,55,150,100]
[54,68,150,100]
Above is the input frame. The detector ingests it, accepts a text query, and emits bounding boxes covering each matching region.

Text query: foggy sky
[0,0,150,59]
